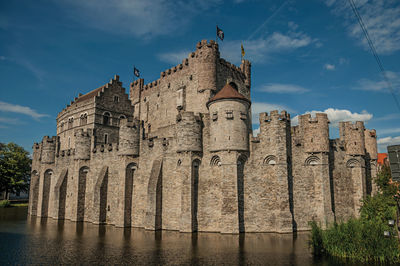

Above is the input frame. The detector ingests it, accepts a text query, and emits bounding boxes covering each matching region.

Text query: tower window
[229,82,238,91]
[114,95,119,103]
[212,112,218,121]
[226,110,234,119]
[104,134,108,144]
[103,112,111,125]
[240,112,247,120]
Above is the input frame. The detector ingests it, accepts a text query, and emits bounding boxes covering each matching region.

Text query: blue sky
[1,0,400,153]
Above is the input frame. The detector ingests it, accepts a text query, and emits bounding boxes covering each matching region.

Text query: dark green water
[0,207,345,265]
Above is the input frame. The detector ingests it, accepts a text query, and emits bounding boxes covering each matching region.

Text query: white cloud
[326,0,400,54]
[258,83,309,94]
[324,63,335,70]
[378,136,400,152]
[251,102,295,124]
[158,50,191,65]
[0,117,21,125]
[220,31,316,64]
[377,127,400,135]
[58,0,221,38]
[353,71,400,92]
[0,101,49,120]
[292,108,372,127]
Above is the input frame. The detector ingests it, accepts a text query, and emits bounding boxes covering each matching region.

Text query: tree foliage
[310,166,400,264]
[0,142,31,199]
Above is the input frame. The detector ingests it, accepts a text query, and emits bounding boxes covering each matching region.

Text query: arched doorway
[77,166,89,222]
[125,163,137,227]
[30,171,39,216]
[237,155,246,233]
[192,159,201,232]
[41,169,53,217]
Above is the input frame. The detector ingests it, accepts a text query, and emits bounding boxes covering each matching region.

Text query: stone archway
[124,163,137,227]
[77,166,89,222]
[41,169,53,217]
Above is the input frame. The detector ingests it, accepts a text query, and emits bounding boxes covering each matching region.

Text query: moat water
[0,207,362,265]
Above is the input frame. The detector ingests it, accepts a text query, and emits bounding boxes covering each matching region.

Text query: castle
[28,40,378,233]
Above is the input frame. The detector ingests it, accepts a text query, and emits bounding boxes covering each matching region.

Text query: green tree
[0,142,31,200]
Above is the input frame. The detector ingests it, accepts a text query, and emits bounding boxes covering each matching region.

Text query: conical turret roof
[207,83,250,106]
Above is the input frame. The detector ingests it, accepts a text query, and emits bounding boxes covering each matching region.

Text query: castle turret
[194,40,219,94]
[41,136,57,164]
[74,129,91,160]
[118,118,140,156]
[207,83,250,152]
[339,121,365,155]
[176,112,202,152]
[240,59,251,89]
[299,113,330,153]
[364,129,377,160]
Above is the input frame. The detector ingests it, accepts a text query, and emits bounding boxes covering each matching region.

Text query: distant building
[378,153,389,170]
[28,39,378,233]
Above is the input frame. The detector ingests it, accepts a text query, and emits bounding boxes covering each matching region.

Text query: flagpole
[216,25,218,43]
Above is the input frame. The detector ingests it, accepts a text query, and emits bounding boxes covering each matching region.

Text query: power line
[348,0,400,112]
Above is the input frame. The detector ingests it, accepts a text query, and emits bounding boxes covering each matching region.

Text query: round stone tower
[176,112,202,152]
[41,136,56,164]
[299,113,330,153]
[118,118,140,156]
[207,83,250,152]
[339,121,365,156]
[194,40,219,94]
[74,129,91,160]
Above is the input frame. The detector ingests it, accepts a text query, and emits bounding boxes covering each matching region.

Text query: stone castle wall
[29,40,378,234]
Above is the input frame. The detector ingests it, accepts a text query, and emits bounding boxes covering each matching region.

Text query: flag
[216,26,224,41]
[241,43,245,58]
[134,67,140,77]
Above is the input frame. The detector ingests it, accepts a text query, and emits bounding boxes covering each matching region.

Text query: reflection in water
[0,207,350,265]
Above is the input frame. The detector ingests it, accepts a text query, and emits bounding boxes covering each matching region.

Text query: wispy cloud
[353,71,400,92]
[0,117,21,125]
[0,101,49,120]
[251,102,295,124]
[292,108,373,127]
[220,30,317,64]
[325,0,400,54]
[158,50,191,65]
[324,63,335,70]
[378,135,400,152]
[58,0,221,38]
[258,83,309,94]
[376,127,400,135]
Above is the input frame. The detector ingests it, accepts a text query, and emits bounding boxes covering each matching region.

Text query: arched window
[103,112,111,125]
[117,115,126,126]
[210,155,221,166]
[229,82,238,91]
[68,117,74,129]
[80,113,88,126]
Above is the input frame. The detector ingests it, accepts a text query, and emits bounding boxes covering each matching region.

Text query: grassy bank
[310,165,400,264]
[0,200,28,208]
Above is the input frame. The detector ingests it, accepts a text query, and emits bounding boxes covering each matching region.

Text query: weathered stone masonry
[29,39,378,233]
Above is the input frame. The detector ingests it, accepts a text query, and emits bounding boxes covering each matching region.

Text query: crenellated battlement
[339,121,365,155]
[259,110,290,123]
[74,128,91,137]
[297,113,330,153]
